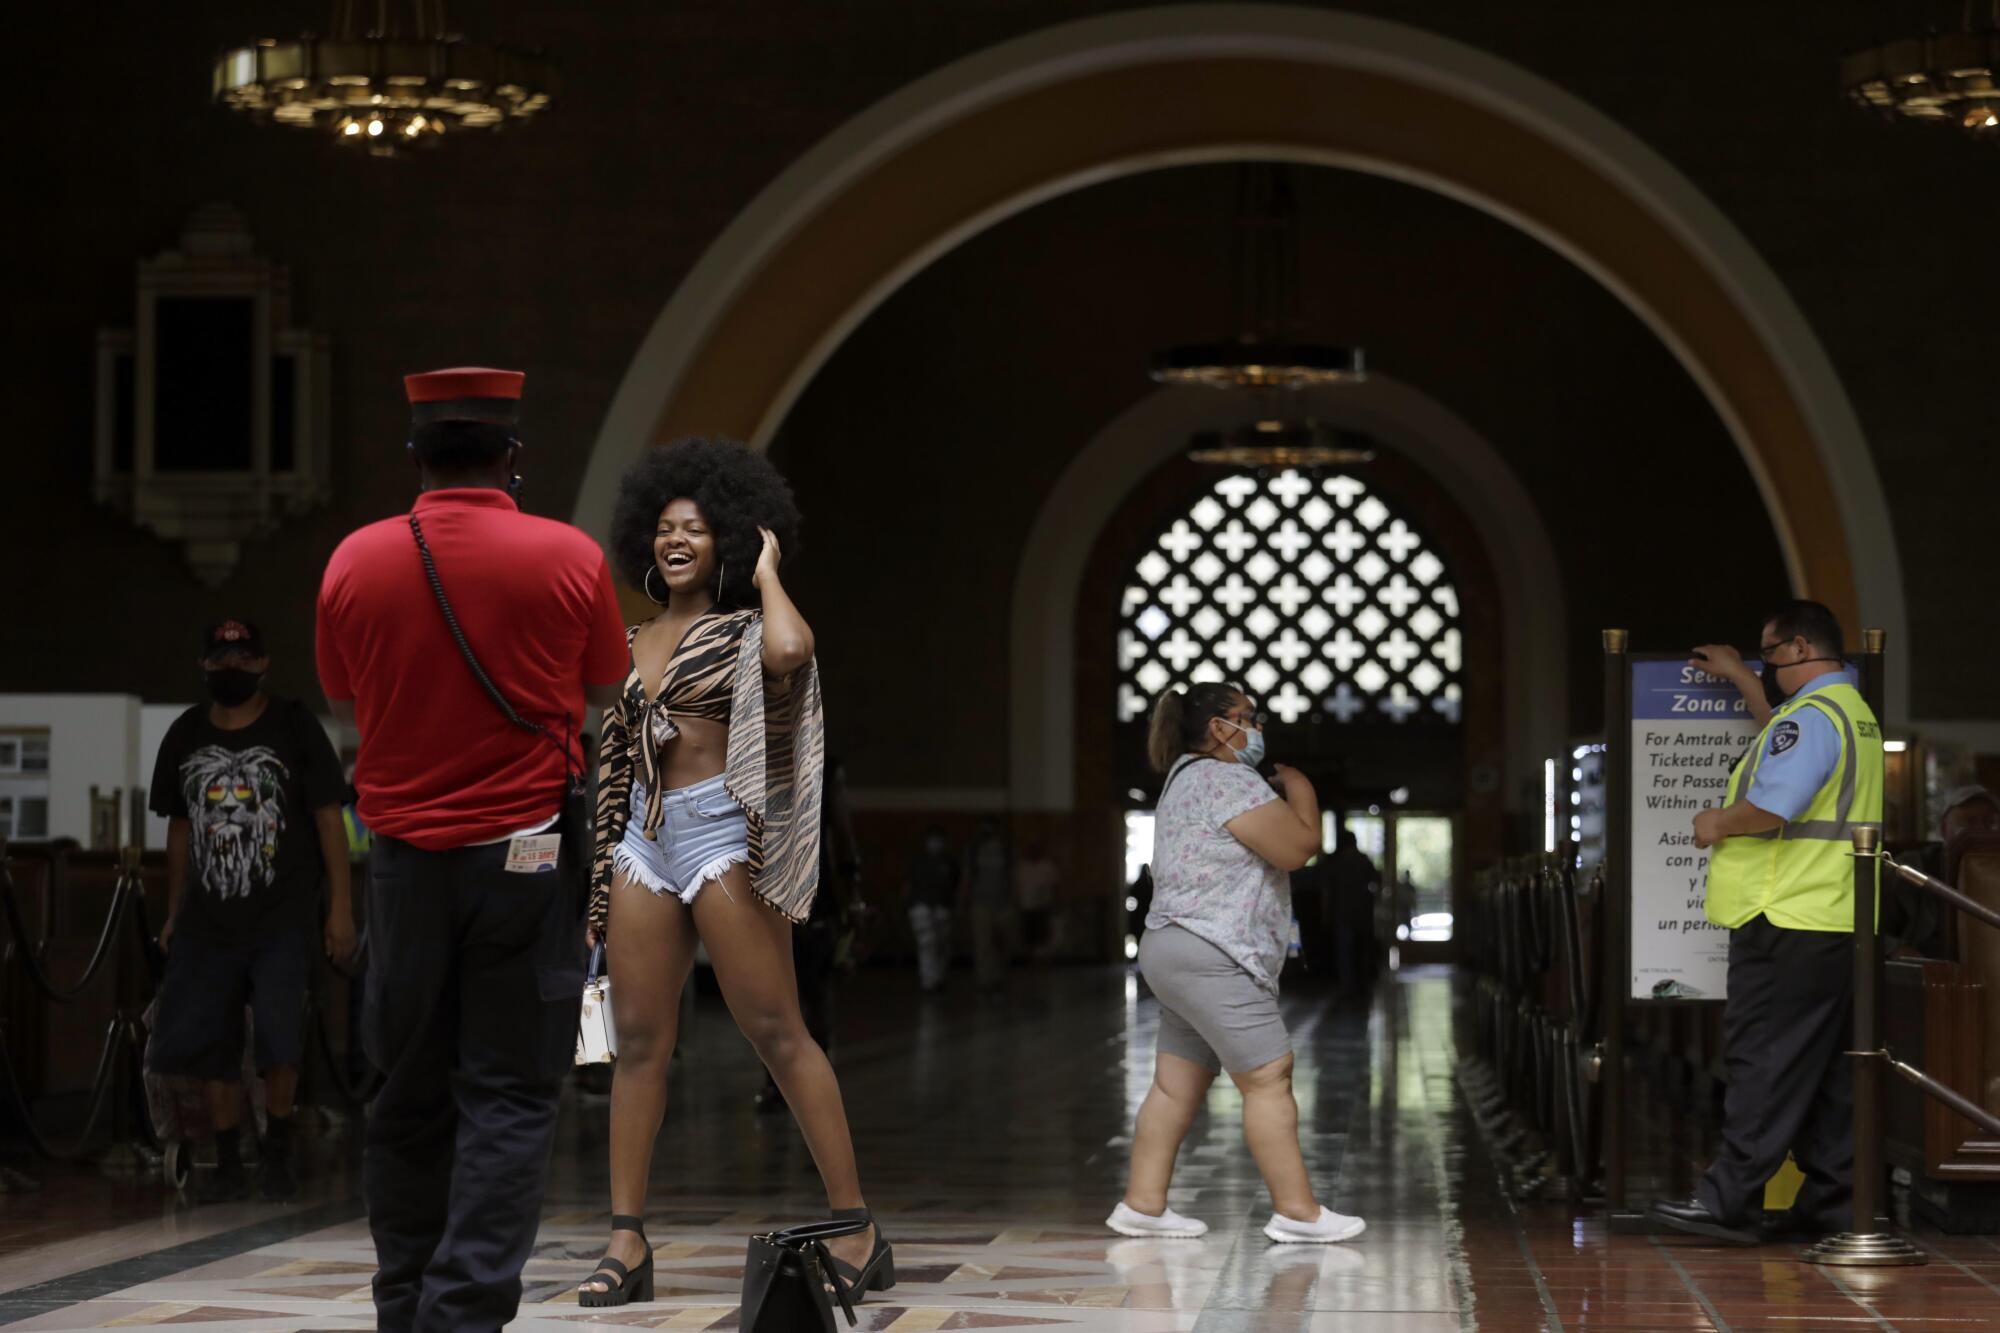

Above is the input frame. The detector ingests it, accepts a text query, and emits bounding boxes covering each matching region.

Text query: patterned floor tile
[6,967,1981,1331]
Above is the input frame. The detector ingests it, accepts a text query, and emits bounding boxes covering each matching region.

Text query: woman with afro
[575,438,891,1307]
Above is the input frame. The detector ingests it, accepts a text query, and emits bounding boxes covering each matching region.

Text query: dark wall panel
[6,0,1989,764]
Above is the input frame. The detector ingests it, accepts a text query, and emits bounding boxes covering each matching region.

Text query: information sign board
[1627,657,1762,1001]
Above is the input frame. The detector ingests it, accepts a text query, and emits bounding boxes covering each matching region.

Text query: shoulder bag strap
[1158,755,1213,804]
[408,515,580,782]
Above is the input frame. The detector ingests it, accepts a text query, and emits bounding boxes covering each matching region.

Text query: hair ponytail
[1147,691,1186,774]
[1146,681,1249,773]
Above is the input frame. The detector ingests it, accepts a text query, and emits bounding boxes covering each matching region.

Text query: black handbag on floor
[409,515,591,913]
[740,1219,868,1332]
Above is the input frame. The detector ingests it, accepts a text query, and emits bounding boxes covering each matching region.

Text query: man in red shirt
[317,368,628,1333]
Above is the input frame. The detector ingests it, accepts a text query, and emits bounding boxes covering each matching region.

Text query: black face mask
[204,667,264,707]
[1761,664,1788,709]
[1762,655,1844,709]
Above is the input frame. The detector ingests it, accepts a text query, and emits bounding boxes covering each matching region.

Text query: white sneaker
[1263,1206,1366,1244]
[1105,1201,1209,1238]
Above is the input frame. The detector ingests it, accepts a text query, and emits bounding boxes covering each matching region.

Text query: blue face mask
[1222,718,1267,768]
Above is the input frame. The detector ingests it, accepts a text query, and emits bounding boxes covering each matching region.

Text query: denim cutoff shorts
[611,775,750,904]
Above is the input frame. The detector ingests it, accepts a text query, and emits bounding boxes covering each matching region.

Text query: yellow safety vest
[342,805,372,861]
[1704,681,1882,933]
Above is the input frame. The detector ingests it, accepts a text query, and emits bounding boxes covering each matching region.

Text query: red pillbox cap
[404,367,525,427]
[404,367,525,403]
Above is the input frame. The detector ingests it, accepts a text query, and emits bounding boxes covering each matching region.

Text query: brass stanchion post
[0,833,33,1194]
[98,845,155,1177]
[1859,628,1887,722]
[1803,825,1924,1266]
[1601,629,1634,1223]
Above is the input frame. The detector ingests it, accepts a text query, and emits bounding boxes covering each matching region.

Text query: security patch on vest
[1769,720,1802,755]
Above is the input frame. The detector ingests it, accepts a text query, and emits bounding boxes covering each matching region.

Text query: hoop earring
[715,559,726,604]
[643,565,668,605]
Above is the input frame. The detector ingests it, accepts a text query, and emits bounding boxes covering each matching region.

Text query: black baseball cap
[201,619,267,660]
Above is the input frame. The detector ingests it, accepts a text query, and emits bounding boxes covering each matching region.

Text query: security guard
[1651,599,1882,1245]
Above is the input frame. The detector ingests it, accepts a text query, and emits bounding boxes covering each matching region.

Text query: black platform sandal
[578,1214,655,1308]
[825,1206,895,1297]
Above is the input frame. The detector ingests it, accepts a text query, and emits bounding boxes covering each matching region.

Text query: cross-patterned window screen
[1118,469,1464,727]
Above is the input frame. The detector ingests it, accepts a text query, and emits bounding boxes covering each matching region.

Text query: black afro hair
[608,437,803,609]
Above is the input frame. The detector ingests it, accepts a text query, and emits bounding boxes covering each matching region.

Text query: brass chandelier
[1844,3,2000,136]
[1150,165,1366,390]
[214,1,554,155]
[1188,419,1377,469]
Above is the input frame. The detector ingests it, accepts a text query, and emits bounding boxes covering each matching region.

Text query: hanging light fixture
[1150,165,1365,389]
[214,1,555,156]
[1188,418,1377,468]
[1844,2,2000,137]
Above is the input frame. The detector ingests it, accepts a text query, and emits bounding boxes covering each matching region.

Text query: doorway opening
[1334,809,1457,964]
[1112,461,1471,959]
[1118,806,1457,971]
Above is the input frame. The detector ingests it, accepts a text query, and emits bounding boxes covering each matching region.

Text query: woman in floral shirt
[1108,681,1367,1246]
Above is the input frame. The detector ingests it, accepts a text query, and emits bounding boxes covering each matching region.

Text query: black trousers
[1696,914,1854,1229]
[362,836,583,1333]
[1332,919,1366,996]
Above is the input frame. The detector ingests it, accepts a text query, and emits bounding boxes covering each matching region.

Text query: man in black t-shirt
[147,620,355,1202]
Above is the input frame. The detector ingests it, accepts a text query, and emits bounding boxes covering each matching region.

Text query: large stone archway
[575,3,1907,729]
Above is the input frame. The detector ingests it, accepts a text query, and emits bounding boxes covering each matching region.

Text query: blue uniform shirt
[1744,667,1858,821]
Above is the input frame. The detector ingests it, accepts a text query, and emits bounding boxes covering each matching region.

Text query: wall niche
[94,204,329,585]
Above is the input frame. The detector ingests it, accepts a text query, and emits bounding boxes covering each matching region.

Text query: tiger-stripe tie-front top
[590,608,826,932]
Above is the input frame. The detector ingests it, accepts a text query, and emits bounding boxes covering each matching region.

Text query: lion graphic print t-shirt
[148,696,343,944]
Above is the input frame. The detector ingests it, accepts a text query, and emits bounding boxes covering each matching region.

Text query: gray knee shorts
[1138,924,1290,1075]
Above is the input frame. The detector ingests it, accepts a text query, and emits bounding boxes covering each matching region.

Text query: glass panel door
[1338,813,1386,864]
[1394,814,1455,944]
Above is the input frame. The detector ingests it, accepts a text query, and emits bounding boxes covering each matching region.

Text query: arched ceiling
[766,163,1788,778]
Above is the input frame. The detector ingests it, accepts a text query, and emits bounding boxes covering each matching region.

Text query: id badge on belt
[503,833,562,875]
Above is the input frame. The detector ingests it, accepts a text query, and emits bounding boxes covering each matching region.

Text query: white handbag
[576,943,617,1065]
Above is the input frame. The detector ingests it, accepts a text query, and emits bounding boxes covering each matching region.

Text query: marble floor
[0,966,1996,1330]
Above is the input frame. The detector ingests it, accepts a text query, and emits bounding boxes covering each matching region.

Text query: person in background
[1129,863,1156,947]
[906,826,959,993]
[757,756,862,1113]
[317,367,629,1331]
[1110,681,1366,1245]
[1321,828,1380,1000]
[147,619,355,1203]
[1290,847,1332,983]
[1393,871,1419,945]
[338,759,372,1090]
[1885,785,2000,958]
[1014,841,1060,962]
[1935,785,2000,850]
[339,760,372,866]
[965,817,1013,992]
[1651,600,1882,1245]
